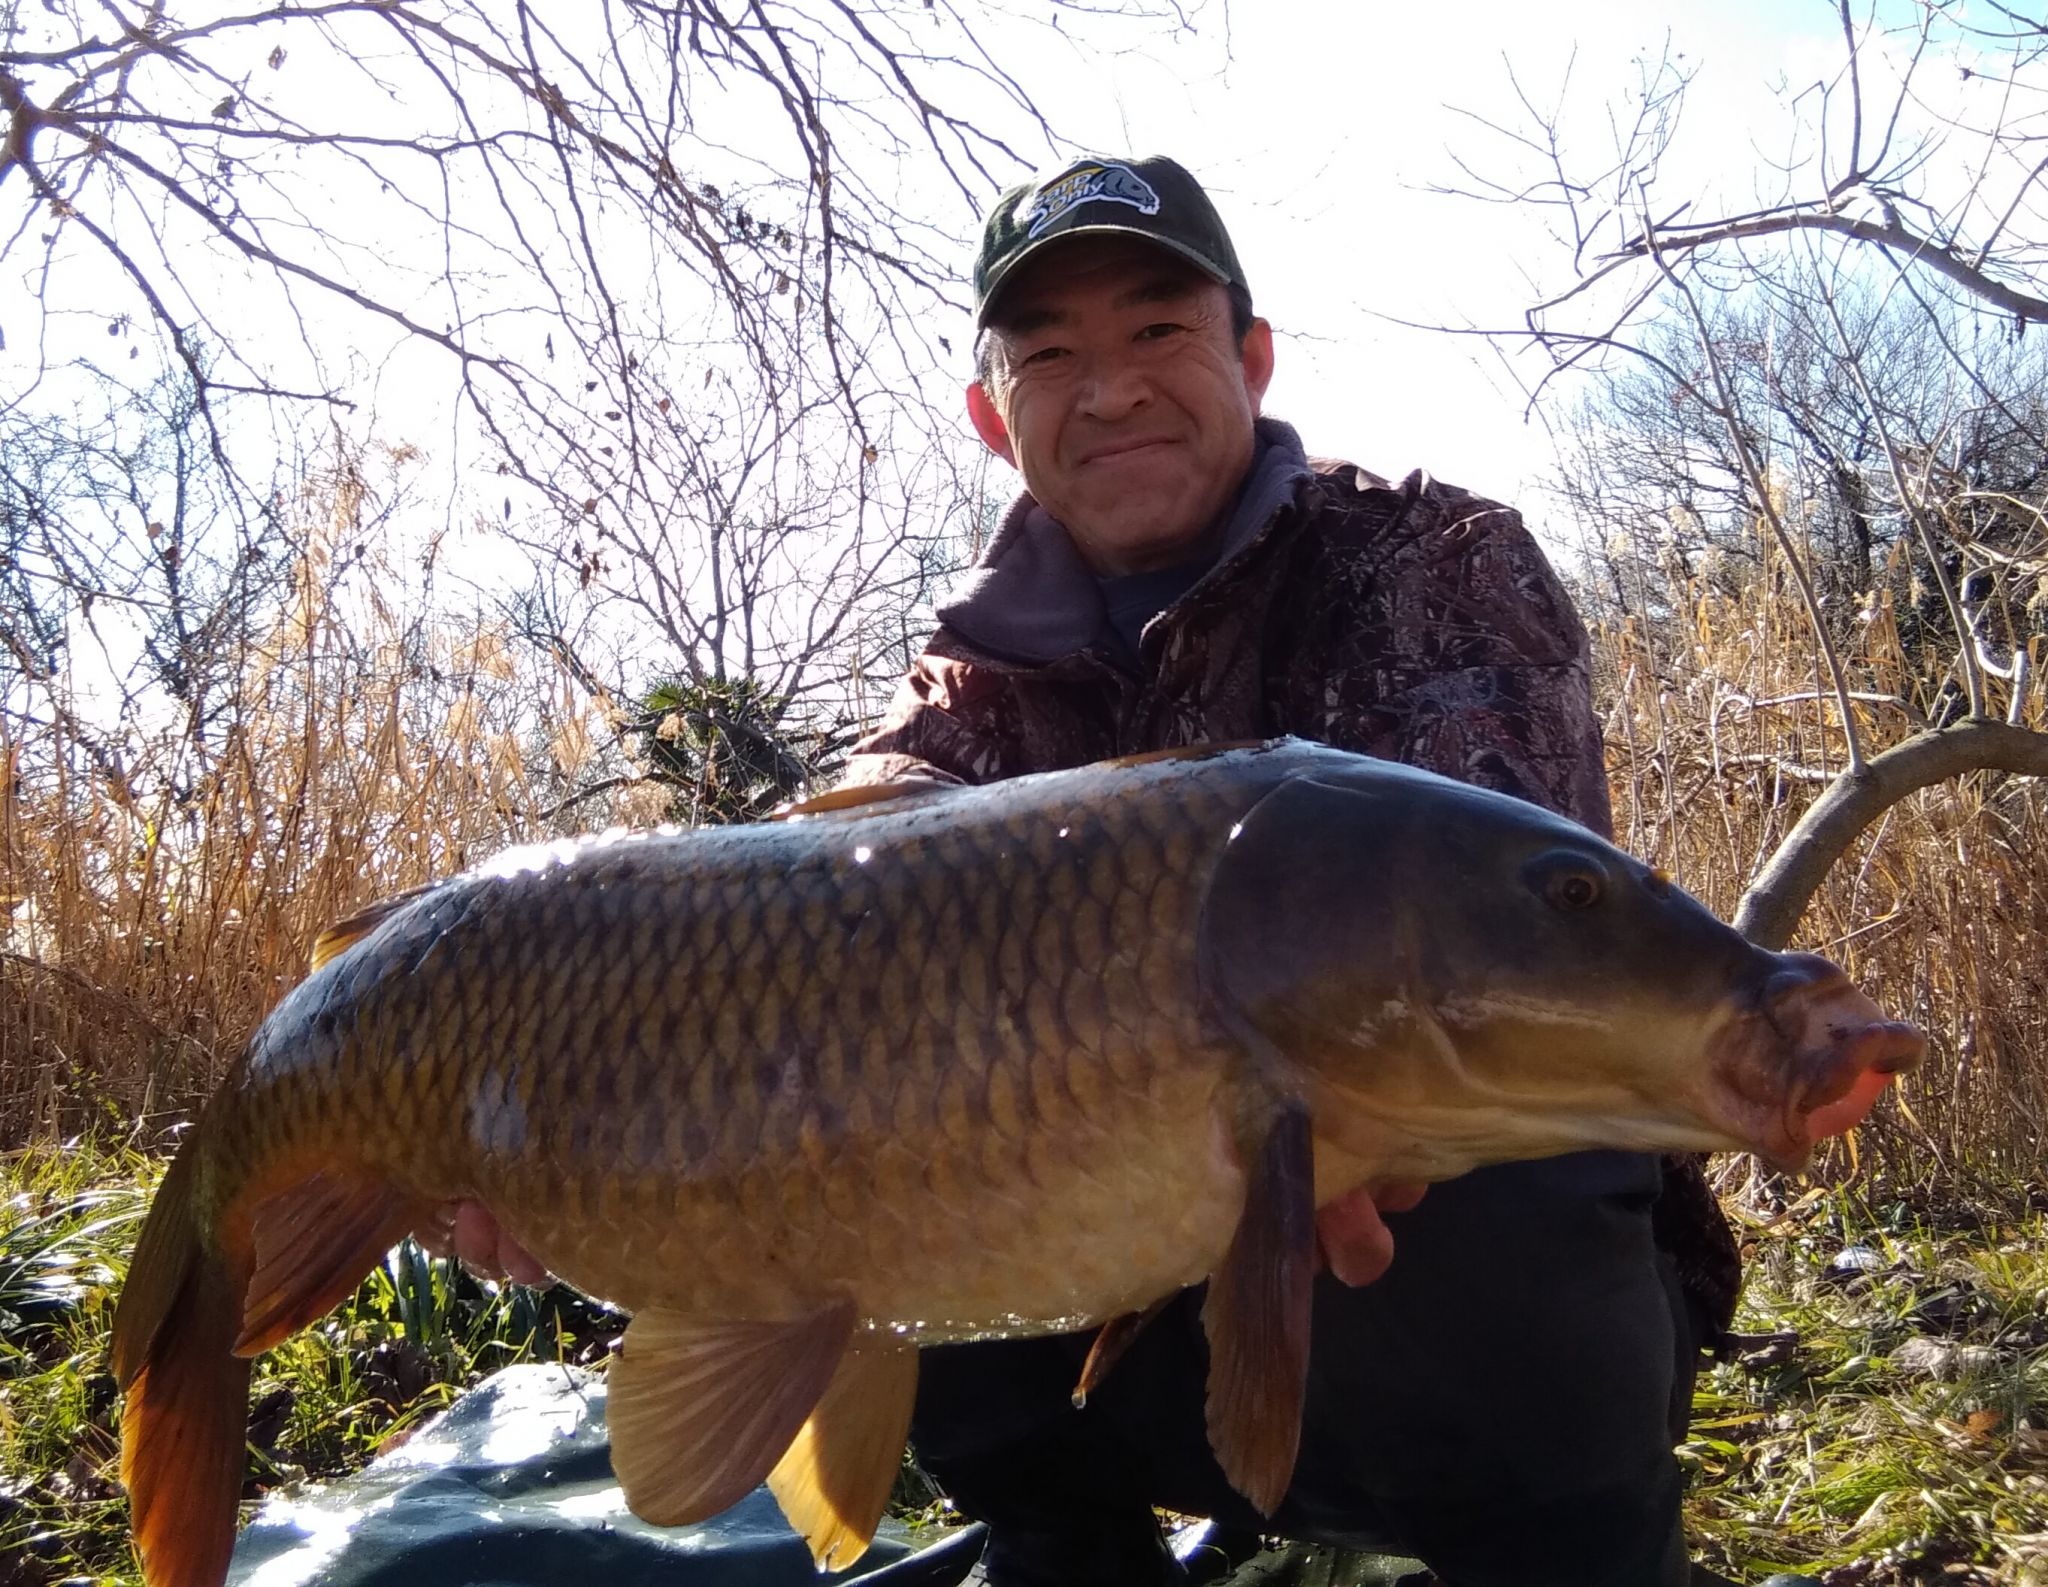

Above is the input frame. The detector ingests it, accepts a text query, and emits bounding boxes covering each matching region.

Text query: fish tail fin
[111,1132,252,1587]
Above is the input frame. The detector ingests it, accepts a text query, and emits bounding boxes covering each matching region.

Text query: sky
[4,0,1923,726]
[940,0,1854,519]
[14,0,1863,513]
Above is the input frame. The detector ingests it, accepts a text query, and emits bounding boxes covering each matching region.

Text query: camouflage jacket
[846,418,1740,1343]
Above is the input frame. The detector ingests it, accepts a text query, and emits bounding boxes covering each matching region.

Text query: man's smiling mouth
[1080,437,1179,464]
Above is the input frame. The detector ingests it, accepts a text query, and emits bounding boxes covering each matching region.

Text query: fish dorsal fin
[308,886,432,971]
[1201,1102,1315,1516]
[608,1302,855,1528]
[236,1170,419,1356]
[1093,739,1268,773]
[766,1340,918,1570]
[772,779,954,822]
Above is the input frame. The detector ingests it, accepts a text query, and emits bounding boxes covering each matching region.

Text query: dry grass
[1594,532,2048,1198]
[0,486,668,1145]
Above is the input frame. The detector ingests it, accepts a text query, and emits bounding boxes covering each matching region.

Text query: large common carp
[112,739,1922,1586]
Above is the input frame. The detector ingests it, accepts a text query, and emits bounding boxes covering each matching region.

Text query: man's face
[968,237,1275,577]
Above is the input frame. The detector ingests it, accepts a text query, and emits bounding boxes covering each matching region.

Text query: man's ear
[1241,318,1276,416]
[966,381,1017,466]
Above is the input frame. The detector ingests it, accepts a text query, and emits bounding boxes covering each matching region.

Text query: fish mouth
[1736,954,1924,1172]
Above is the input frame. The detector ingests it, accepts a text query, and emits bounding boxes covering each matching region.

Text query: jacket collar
[935,417,1313,665]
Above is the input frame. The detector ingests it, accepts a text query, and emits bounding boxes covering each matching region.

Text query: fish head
[1202,760,1924,1177]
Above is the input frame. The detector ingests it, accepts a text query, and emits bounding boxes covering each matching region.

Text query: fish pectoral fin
[766,1340,918,1571]
[1201,1102,1315,1517]
[608,1301,856,1529]
[236,1170,419,1356]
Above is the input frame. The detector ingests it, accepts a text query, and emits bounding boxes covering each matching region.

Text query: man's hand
[414,1200,555,1288]
[1315,1181,1428,1287]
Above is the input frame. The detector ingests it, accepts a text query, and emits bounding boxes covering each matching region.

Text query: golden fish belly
[491,1052,1248,1341]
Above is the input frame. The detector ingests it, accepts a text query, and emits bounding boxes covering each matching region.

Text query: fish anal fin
[609,1302,855,1528]
[1071,1296,1172,1408]
[235,1170,418,1356]
[309,886,431,971]
[772,780,954,822]
[767,1339,918,1571]
[1201,1102,1315,1516]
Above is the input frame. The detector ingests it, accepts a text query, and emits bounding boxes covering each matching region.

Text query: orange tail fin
[110,1135,251,1587]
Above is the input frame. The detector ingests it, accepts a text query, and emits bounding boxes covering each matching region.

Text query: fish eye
[1523,850,1607,913]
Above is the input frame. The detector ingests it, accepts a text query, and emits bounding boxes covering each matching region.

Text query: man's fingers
[1372,1179,1428,1215]
[413,1205,458,1260]
[1314,1181,1427,1288]
[452,1201,507,1275]
[496,1231,555,1289]
[417,1200,556,1287]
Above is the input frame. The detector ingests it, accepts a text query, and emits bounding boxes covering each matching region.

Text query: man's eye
[1019,345,1067,366]
[1135,322,1184,341]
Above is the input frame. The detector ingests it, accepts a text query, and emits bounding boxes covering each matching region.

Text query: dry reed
[1596,533,2048,1199]
[0,507,661,1143]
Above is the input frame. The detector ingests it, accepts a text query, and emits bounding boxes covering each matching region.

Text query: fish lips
[1745,957,1925,1172]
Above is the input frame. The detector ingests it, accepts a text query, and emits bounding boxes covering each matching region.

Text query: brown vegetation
[1597,534,2048,1199]
[0,471,660,1140]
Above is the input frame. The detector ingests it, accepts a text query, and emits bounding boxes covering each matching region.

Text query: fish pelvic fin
[767,1339,918,1570]
[608,1301,855,1529]
[236,1170,419,1356]
[1071,1296,1172,1409]
[111,1134,251,1587]
[1202,1101,1315,1517]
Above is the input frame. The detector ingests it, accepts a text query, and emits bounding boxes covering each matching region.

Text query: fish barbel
[111,739,1923,1585]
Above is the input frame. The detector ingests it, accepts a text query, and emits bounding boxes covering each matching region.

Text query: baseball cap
[972,155,1248,328]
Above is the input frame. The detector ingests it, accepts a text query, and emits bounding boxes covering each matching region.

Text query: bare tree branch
[1736,717,2048,947]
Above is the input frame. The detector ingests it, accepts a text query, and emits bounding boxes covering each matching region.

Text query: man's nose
[1073,355,1151,419]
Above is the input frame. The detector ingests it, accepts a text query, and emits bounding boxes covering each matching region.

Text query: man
[840,154,1741,1587]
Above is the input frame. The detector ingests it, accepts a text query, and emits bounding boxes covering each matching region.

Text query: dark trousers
[911,1152,1698,1587]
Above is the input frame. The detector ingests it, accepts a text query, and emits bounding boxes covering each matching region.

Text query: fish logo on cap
[1024,161,1162,238]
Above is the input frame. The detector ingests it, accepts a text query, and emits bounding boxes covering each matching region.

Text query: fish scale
[249,785,1229,1329]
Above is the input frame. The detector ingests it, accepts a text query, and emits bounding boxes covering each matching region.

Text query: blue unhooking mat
[226,1364,986,1587]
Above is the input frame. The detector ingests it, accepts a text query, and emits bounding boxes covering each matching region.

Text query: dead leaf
[268,45,286,69]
